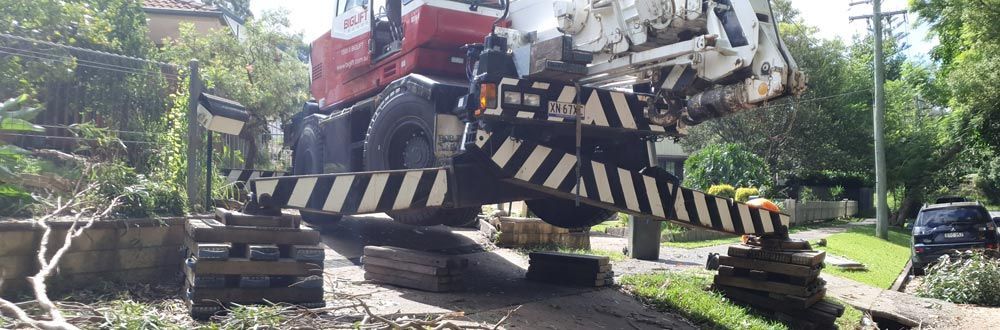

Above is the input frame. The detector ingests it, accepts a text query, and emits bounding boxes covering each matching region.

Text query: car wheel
[293,121,343,226]
[911,261,926,276]
[364,90,480,226]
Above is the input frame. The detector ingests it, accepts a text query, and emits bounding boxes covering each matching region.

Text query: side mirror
[198,93,250,135]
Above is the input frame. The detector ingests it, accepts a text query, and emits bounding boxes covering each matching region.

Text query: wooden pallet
[718,285,843,329]
[728,244,825,267]
[361,246,468,292]
[714,242,841,328]
[525,252,613,287]
[186,218,321,246]
[215,208,300,228]
[183,212,327,317]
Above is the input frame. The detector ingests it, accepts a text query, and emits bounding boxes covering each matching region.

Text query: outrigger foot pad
[241,199,283,217]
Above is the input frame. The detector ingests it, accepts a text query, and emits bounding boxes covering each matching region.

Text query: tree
[0,0,168,168]
[159,10,310,168]
[681,1,874,182]
[683,143,770,191]
[902,0,1000,220]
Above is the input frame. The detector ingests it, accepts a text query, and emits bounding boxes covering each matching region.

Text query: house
[142,0,245,46]
[655,140,688,180]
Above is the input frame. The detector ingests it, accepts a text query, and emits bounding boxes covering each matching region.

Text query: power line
[0,45,179,78]
[35,124,159,137]
[0,132,161,146]
[0,33,177,69]
[0,49,178,78]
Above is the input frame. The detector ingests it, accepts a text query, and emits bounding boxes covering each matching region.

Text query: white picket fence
[782,199,859,225]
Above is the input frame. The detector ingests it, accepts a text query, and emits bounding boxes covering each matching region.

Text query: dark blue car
[911,201,998,273]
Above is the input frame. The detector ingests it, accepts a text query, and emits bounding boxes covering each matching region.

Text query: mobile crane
[256,0,806,238]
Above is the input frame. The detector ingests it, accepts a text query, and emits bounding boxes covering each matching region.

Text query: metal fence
[1,33,289,211]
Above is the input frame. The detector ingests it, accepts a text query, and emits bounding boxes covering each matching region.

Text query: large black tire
[293,121,343,225]
[364,90,480,226]
[526,198,616,229]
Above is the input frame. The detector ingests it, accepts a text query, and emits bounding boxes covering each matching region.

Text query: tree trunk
[892,195,920,226]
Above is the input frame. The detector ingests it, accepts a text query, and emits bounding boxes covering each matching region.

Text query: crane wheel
[364,90,481,226]
[526,198,616,229]
[293,121,342,226]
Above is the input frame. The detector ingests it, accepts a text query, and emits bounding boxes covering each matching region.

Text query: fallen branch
[0,172,132,330]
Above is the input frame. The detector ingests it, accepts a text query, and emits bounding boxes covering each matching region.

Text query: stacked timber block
[183,209,326,319]
[362,246,468,292]
[495,217,590,249]
[714,241,845,329]
[526,252,613,287]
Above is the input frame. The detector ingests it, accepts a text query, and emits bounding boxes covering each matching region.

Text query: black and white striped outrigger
[482,78,675,134]
[222,168,287,186]
[251,168,450,217]
[248,129,790,237]
[466,129,790,236]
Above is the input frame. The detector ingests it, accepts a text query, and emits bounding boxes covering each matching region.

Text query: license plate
[944,232,965,238]
[548,101,582,119]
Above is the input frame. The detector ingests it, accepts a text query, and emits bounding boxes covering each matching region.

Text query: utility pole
[850,1,906,240]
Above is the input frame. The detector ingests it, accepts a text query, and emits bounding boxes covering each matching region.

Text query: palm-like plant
[0,94,43,215]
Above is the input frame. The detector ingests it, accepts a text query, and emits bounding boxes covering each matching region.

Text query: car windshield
[915,207,989,228]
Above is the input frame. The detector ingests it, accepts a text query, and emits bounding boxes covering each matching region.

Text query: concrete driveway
[311,215,696,329]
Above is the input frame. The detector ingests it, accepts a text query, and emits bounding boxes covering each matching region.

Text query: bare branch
[493,305,521,330]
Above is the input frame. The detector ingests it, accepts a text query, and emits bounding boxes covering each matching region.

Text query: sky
[250,0,935,59]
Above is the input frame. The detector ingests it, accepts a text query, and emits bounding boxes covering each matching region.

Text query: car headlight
[503,91,522,105]
[523,93,542,107]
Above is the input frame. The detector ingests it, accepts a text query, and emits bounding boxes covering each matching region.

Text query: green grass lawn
[590,220,624,233]
[660,218,863,249]
[814,225,911,288]
[662,236,742,249]
[620,271,863,330]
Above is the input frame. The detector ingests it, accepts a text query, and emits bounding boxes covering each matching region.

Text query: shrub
[89,161,187,218]
[617,212,629,226]
[735,187,760,203]
[799,187,817,202]
[917,251,1000,306]
[975,158,1000,205]
[683,143,769,191]
[101,300,169,330]
[829,185,846,200]
[707,184,736,198]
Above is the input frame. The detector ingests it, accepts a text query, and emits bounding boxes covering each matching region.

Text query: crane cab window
[336,0,370,16]
[336,0,394,15]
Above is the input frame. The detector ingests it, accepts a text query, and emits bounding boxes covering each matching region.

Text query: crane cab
[309,0,505,111]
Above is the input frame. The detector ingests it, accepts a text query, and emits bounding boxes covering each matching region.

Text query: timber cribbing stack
[182,209,326,319]
[714,240,845,329]
[527,252,613,287]
[361,246,469,292]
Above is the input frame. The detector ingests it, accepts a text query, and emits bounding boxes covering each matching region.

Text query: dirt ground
[312,215,697,329]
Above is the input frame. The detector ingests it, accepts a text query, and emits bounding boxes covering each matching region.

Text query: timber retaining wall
[0,216,209,297]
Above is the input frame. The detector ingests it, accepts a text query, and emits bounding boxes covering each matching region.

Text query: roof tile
[143,0,220,13]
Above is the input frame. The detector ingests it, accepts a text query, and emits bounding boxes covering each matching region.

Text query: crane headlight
[523,93,542,107]
[503,91,522,105]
